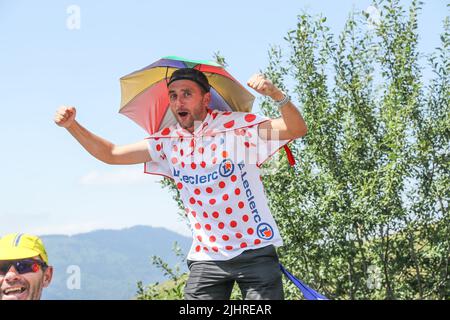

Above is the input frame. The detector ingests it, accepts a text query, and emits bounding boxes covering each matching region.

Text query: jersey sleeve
[143,138,174,179]
[245,122,292,167]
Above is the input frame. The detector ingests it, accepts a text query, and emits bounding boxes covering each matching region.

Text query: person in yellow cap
[0,233,53,300]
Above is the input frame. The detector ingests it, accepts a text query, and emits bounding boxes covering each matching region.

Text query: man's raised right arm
[54,106,151,165]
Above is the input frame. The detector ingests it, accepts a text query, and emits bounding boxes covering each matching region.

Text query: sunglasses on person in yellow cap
[0,259,48,276]
[0,233,49,265]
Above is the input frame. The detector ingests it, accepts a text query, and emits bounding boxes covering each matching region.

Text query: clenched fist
[247,74,283,100]
[54,106,76,128]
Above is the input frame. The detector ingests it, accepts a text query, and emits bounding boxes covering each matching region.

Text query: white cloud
[79,167,162,185]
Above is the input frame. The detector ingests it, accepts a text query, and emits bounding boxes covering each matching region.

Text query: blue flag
[279,264,329,300]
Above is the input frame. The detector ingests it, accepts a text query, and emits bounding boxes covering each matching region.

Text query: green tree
[136,242,187,300]
[261,0,449,299]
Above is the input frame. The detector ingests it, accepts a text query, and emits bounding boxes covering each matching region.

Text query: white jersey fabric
[144,109,292,261]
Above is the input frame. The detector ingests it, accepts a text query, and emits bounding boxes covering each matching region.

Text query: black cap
[167,68,210,93]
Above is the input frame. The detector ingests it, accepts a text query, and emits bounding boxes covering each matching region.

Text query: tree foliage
[261,0,449,299]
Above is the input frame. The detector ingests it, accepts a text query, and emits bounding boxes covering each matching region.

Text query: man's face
[0,257,53,300]
[168,79,211,132]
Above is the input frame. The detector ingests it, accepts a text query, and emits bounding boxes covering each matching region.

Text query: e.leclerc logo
[219,159,234,177]
[257,223,274,240]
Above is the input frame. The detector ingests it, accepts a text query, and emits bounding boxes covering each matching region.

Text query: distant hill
[40,225,191,300]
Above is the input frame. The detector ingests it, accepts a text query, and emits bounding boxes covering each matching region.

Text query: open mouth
[3,286,27,296]
[177,111,190,119]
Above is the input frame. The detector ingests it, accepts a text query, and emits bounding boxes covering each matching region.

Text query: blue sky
[0,0,447,237]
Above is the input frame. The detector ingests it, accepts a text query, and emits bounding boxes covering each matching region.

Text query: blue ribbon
[279,264,329,300]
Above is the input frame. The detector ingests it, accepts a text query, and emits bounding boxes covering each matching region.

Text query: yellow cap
[0,233,49,265]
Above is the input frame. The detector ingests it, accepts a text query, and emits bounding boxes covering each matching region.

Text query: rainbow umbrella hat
[119,56,255,135]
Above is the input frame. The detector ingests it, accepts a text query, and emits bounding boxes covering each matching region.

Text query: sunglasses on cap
[0,259,48,276]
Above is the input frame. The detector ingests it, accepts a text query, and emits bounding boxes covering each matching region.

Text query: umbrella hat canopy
[119,56,255,134]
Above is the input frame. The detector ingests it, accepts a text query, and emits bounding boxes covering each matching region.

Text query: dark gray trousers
[184,245,284,300]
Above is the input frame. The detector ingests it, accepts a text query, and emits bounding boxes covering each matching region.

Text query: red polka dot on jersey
[212,211,219,219]
[235,188,241,195]
[189,197,196,204]
[244,142,250,148]
[240,242,248,248]
[212,157,218,165]
[219,181,226,188]
[198,147,204,154]
[218,222,225,229]
[180,149,184,156]
[195,223,201,230]
[206,187,213,193]
[161,128,171,136]
[181,162,185,168]
[209,236,216,242]
[156,144,162,152]
[209,198,216,205]
[212,246,218,252]
[247,228,254,235]
[245,114,257,122]
[176,183,183,190]
[222,235,230,241]
[223,111,232,116]
[222,194,229,201]
[238,201,244,209]
[225,246,233,251]
[197,235,202,242]
[197,200,203,206]
[231,175,237,182]
[225,207,233,214]
[191,211,196,217]
[194,188,201,195]
[191,163,197,169]
[235,233,243,239]
[203,212,208,218]
[230,220,237,228]
[205,224,211,231]
[222,151,228,158]
[195,245,201,252]
[254,239,261,245]
[203,247,209,252]
[211,144,217,151]
[200,161,206,168]
[224,120,235,129]
[242,215,249,222]
[171,157,178,164]
[172,145,178,152]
